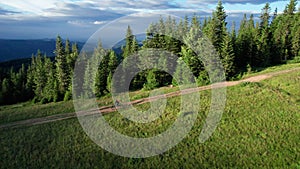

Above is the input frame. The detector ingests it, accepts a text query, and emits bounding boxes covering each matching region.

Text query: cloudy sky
[0,0,293,43]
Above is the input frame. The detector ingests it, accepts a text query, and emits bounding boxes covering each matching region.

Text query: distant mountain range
[0,35,146,63]
[0,39,84,62]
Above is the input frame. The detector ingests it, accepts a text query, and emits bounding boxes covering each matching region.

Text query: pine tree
[258,3,272,66]
[108,50,119,74]
[260,3,271,31]
[172,58,195,86]
[181,46,202,78]
[65,39,70,56]
[68,43,79,72]
[131,36,139,54]
[122,25,134,59]
[207,0,227,54]
[25,58,35,100]
[33,51,47,101]
[106,50,119,93]
[220,31,236,78]
[291,11,300,57]
[143,69,159,90]
[83,58,93,98]
[55,35,70,98]
[94,42,110,97]
[43,57,58,102]
[284,0,297,15]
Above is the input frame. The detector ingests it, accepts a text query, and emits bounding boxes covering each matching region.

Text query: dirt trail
[1,67,299,129]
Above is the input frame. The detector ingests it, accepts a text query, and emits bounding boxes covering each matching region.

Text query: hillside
[0,64,299,168]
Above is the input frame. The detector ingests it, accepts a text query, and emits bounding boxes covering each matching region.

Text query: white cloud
[93,21,106,25]
[0,0,293,41]
[0,0,60,14]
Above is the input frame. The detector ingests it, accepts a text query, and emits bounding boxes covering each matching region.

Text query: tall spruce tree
[122,25,134,59]
[220,30,236,78]
[284,0,297,15]
[206,0,227,54]
[55,35,70,98]
[291,10,300,57]
[258,3,272,66]
[94,42,110,97]
[106,50,119,93]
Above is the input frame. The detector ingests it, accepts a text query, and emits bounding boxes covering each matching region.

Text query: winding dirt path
[1,67,299,129]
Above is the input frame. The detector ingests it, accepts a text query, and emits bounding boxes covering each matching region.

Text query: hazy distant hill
[0,35,146,63]
[0,39,83,62]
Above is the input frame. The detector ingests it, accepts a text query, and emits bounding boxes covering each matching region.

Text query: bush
[197,71,209,86]
[287,56,300,64]
[143,70,159,91]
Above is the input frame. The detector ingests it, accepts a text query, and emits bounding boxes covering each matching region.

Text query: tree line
[0,0,299,105]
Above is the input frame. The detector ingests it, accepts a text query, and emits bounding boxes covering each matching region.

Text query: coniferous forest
[0,0,299,105]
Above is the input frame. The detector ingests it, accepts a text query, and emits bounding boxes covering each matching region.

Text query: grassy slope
[0,65,299,168]
[1,63,299,125]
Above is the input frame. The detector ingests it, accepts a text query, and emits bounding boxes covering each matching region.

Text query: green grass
[242,62,300,78]
[0,86,181,125]
[0,65,299,168]
[0,101,75,125]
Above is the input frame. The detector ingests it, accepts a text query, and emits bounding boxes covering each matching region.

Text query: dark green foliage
[260,3,271,30]
[172,58,195,86]
[220,32,236,78]
[94,43,110,97]
[205,0,227,54]
[143,69,159,90]
[122,25,134,59]
[270,0,299,63]
[291,11,300,57]
[107,51,119,93]
[180,46,202,78]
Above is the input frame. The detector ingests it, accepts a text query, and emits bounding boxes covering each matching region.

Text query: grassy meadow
[0,65,299,168]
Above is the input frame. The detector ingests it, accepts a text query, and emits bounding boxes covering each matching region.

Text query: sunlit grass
[0,65,299,168]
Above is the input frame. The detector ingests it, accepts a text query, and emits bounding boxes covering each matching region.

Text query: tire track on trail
[1,67,299,129]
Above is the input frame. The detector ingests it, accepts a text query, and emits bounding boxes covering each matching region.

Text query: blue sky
[0,0,296,42]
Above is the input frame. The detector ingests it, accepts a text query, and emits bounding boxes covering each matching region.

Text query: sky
[0,0,295,44]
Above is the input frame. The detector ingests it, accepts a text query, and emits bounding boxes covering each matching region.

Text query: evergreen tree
[68,43,79,72]
[94,42,110,97]
[260,3,271,30]
[206,0,227,54]
[291,11,300,57]
[220,31,236,78]
[172,58,195,86]
[258,3,272,66]
[33,51,47,101]
[131,36,139,54]
[143,69,159,90]
[108,50,119,74]
[43,57,58,102]
[55,35,70,98]
[83,58,93,98]
[181,46,202,78]
[106,50,119,93]
[65,39,71,56]
[122,25,134,59]
[284,0,297,15]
